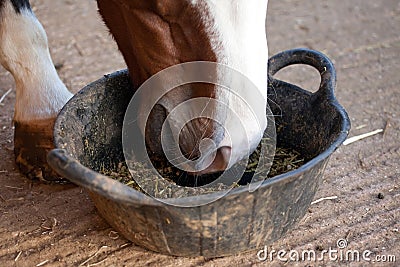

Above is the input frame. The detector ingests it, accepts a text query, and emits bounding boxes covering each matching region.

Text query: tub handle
[47,149,158,205]
[268,48,336,100]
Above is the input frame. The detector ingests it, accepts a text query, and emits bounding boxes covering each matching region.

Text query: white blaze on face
[200,0,269,167]
[0,1,72,122]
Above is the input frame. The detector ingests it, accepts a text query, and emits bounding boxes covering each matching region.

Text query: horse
[0,0,269,181]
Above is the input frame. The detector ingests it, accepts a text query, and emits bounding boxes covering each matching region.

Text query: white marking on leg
[0,1,72,122]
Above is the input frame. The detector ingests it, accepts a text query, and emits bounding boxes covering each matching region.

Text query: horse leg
[0,0,73,181]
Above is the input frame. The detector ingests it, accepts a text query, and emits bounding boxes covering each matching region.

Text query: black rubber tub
[48,49,350,257]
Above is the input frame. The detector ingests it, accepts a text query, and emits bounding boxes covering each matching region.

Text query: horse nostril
[178,118,224,161]
[145,104,168,158]
[213,146,232,170]
[192,146,232,175]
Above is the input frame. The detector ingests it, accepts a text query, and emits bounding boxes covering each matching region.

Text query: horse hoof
[14,118,66,182]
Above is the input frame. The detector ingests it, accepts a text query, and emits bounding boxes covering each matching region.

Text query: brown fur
[98,0,226,165]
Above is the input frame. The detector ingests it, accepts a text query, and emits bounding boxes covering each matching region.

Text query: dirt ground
[0,0,399,266]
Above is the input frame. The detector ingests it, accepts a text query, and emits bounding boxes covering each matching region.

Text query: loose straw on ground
[311,196,338,205]
[36,260,49,267]
[0,89,12,104]
[14,251,22,262]
[343,129,383,146]
[79,246,108,267]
